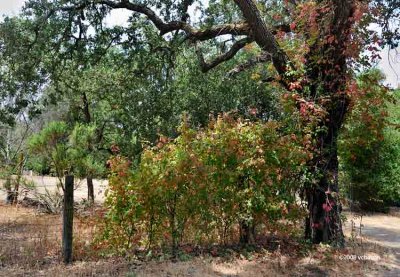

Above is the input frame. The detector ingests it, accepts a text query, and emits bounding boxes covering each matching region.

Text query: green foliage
[102,115,308,253]
[51,45,281,160]
[28,121,70,183]
[26,121,108,183]
[25,155,51,175]
[69,123,106,178]
[339,70,400,211]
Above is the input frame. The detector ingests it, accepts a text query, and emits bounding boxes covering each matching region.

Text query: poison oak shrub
[103,114,309,254]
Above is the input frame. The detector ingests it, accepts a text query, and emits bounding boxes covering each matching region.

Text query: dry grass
[1,203,399,277]
[0,203,99,274]
[0,204,61,267]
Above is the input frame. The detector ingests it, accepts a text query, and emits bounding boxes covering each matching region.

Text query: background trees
[339,70,400,211]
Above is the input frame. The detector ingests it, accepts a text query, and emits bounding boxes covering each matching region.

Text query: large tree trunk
[305,140,344,245]
[301,0,355,244]
[231,0,356,245]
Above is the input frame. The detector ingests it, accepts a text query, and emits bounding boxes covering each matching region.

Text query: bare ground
[0,204,399,277]
[0,175,108,203]
[1,177,399,276]
[343,208,400,276]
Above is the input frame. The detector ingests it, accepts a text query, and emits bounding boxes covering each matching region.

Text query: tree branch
[187,23,251,41]
[228,51,272,76]
[233,0,294,79]
[59,1,252,40]
[53,0,295,81]
[196,37,253,72]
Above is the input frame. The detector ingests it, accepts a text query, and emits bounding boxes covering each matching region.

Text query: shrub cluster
[102,115,309,254]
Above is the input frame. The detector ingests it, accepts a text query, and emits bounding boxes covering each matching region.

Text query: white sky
[1,0,399,88]
[0,0,25,16]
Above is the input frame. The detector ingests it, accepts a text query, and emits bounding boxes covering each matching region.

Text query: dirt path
[344,209,400,275]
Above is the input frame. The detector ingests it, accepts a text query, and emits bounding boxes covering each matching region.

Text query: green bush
[102,115,309,254]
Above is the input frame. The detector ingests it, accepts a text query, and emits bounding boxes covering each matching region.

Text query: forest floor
[0,176,399,276]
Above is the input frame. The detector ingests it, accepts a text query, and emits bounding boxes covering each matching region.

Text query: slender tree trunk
[81,91,96,205]
[10,153,25,204]
[237,174,255,244]
[239,220,255,244]
[87,176,94,203]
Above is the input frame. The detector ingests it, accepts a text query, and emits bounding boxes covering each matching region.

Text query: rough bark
[233,0,293,78]
[302,0,355,244]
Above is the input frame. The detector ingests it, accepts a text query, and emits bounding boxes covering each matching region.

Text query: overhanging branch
[233,0,295,80]
[97,0,252,39]
[196,37,253,72]
[58,1,252,40]
[228,51,272,76]
[51,0,296,82]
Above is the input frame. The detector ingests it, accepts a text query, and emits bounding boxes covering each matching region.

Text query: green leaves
[103,114,308,252]
[339,70,400,211]
[27,121,107,181]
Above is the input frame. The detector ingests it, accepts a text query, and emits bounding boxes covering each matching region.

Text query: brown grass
[0,203,99,274]
[0,204,398,276]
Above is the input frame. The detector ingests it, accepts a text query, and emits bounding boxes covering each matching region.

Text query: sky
[1,0,399,88]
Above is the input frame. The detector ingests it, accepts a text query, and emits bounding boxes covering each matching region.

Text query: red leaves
[249,107,258,116]
[322,203,332,212]
[299,103,307,116]
[290,22,296,31]
[326,35,335,44]
[110,144,120,154]
[156,135,170,149]
[289,81,302,91]
[312,222,321,229]
[352,7,365,22]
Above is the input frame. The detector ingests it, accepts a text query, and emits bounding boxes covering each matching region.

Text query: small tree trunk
[239,220,255,245]
[10,154,24,205]
[87,177,94,203]
[11,175,21,205]
[6,190,15,204]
